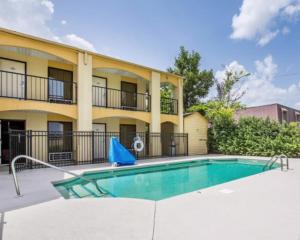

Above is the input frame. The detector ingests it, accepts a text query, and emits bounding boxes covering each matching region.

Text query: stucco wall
[184,112,208,155]
[93,117,146,133]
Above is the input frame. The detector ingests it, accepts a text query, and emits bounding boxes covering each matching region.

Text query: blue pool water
[53,159,276,201]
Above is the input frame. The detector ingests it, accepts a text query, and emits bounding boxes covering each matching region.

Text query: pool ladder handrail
[263,154,289,171]
[11,155,107,197]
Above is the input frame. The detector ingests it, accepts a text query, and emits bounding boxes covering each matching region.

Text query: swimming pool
[53,159,277,201]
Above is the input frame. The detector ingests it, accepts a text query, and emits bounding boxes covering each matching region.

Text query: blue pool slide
[109,137,136,165]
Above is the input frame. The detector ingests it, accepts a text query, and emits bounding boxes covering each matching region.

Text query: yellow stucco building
[0,27,187,168]
[184,112,208,155]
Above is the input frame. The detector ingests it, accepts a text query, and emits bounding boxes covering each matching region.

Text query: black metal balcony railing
[92,86,151,112]
[0,70,77,104]
[161,97,178,115]
[9,130,188,172]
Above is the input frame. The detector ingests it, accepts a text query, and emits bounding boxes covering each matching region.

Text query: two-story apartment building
[235,103,300,124]
[0,28,187,170]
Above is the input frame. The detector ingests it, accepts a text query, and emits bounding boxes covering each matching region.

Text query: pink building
[235,103,300,124]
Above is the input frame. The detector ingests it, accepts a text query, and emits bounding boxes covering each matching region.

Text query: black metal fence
[9,130,188,171]
[161,97,178,115]
[92,86,151,112]
[0,70,77,104]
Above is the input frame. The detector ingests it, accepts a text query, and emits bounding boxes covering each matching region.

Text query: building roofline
[239,103,300,112]
[0,27,182,79]
[183,112,206,118]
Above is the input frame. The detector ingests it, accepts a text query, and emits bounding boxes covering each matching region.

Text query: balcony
[161,97,178,115]
[0,70,77,104]
[92,86,151,112]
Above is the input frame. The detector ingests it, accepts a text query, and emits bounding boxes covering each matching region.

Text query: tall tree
[215,69,249,107]
[168,46,214,110]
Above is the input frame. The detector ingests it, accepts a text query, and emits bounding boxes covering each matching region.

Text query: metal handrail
[0,69,77,104]
[11,155,106,197]
[263,154,289,171]
[270,154,289,171]
[263,155,278,170]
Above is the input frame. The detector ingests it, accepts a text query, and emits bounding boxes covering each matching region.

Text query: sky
[0,0,300,108]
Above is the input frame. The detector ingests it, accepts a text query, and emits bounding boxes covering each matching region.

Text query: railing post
[148,94,151,112]
[105,87,108,108]
[8,129,12,174]
[186,133,189,156]
[24,73,27,100]
[28,130,33,169]
[92,131,95,163]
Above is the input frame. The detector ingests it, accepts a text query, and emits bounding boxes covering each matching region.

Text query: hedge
[209,117,300,157]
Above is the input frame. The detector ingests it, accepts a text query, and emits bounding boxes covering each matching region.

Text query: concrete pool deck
[0,155,300,240]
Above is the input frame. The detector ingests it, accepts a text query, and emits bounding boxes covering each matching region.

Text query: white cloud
[212,56,300,108]
[295,102,300,108]
[215,61,247,83]
[41,0,54,13]
[0,0,55,39]
[282,26,291,34]
[63,34,96,51]
[203,61,248,102]
[61,20,67,25]
[283,2,300,15]
[0,0,95,51]
[230,0,300,46]
[222,55,300,108]
[257,30,279,46]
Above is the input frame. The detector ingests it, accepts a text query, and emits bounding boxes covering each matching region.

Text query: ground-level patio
[1,155,300,240]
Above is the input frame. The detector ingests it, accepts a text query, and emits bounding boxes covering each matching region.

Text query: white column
[177,77,184,133]
[77,51,93,131]
[149,71,161,156]
[150,71,161,133]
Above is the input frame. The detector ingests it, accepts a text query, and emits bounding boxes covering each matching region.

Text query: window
[48,122,72,154]
[282,109,288,123]
[48,67,73,102]
[296,113,300,122]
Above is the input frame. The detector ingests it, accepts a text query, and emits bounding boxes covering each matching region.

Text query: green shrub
[209,116,300,157]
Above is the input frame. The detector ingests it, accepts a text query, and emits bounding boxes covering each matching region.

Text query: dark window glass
[121,82,137,109]
[48,68,73,102]
[48,122,72,153]
[120,124,136,149]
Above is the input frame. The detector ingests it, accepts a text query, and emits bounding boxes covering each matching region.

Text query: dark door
[48,67,73,103]
[0,120,25,165]
[161,122,175,156]
[121,82,137,110]
[48,122,73,162]
[120,124,136,150]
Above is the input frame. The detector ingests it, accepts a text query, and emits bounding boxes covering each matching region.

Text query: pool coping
[52,155,272,184]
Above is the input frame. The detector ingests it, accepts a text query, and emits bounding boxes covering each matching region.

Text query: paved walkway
[1,155,299,240]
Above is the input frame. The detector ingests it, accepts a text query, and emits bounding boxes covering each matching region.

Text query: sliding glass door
[48,67,73,103]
